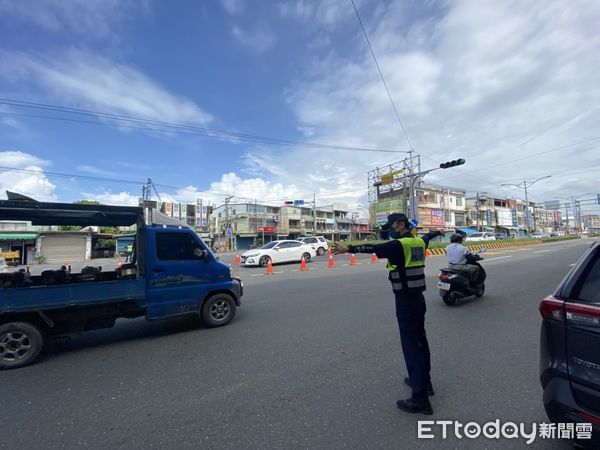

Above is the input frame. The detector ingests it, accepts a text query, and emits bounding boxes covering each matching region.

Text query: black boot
[396,397,433,415]
[404,377,435,396]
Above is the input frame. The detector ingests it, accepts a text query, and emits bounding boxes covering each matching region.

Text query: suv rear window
[576,256,600,303]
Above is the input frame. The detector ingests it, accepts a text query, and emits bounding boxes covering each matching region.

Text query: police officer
[333,213,443,415]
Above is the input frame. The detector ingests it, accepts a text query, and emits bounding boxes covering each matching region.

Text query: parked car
[531,231,551,239]
[296,236,329,255]
[241,240,316,267]
[539,241,600,444]
[495,233,509,240]
[465,232,496,242]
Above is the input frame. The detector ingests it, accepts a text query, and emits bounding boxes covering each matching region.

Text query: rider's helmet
[450,233,464,243]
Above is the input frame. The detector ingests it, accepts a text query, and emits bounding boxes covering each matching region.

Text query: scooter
[438,248,487,306]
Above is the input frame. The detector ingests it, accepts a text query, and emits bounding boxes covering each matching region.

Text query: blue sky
[1,0,599,214]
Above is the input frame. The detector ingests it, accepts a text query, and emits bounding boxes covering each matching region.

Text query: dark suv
[540,241,600,443]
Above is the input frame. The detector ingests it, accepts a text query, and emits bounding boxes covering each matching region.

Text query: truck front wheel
[201,294,236,327]
[0,322,45,370]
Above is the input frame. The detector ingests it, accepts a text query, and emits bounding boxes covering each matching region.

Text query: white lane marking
[292,269,299,272]
[534,249,552,253]
[273,271,284,274]
[483,255,514,262]
[250,274,264,277]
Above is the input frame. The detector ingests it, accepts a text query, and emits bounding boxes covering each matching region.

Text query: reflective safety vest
[127,245,133,253]
[386,236,427,292]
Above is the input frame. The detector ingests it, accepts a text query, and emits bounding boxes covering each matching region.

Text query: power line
[0,98,400,154]
[350,0,413,152]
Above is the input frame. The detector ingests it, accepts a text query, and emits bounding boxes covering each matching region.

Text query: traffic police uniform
[347,213,441,413]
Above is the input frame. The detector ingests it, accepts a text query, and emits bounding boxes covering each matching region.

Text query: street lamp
[554,192,592,232]
[501,175,552,237]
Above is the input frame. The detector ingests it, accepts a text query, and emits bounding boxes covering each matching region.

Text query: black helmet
[380,213,410,230]
[450,233,464,243]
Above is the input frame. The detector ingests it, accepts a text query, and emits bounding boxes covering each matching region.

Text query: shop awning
[0,233,37,240]
[456,227,478,235]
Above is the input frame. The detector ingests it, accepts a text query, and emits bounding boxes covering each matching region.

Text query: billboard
[418,208,431,226]
[181,204,187,218]
[164,202,172,216]
[511,208,518,227]
[173,203,180,219]
[486,210,493,226]
[430,209,443,226]
[373,198,406,225]
[496,208,513,226]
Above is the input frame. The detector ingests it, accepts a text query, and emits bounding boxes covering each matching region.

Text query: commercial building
[370,184,467,229]
[209,202,355,250]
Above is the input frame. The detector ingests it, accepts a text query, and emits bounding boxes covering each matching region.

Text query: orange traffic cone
[300,256,307,271]
[371,253,378,264]
[266,259,273,275]
[425,249,431,257]
[117,257,123,269]
[235,254,241,265]
[327,248,332,257]
[328,254,335,268]
[350,254,357,266]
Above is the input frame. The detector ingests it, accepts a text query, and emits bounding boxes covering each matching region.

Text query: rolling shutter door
[41,235,87,264]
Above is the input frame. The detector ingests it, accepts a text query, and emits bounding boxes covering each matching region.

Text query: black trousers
[394,290,431,401]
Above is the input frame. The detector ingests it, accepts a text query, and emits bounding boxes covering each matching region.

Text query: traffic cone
[425,249,431,257]
[117,257,123,269]
[371,253,378,264]
[300,256,307,271]
[235,254,241,265]
[328,254,335,268]
[327,248,332,257]
[266,259,273,275]
[350,254,357,266]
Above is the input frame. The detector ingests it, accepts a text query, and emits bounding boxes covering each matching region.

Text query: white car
[531,231,551,239]
[241,240,317,267]
[295,236,329,256]
[466,232,496,242]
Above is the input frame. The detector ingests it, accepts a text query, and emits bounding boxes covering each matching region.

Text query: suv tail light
[539,296,565,321]
[565,303,600,328]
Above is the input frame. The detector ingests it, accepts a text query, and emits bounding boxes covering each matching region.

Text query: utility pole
[313,193,317,236]
[224,196,233,251]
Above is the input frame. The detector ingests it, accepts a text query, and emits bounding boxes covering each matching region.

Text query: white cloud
[0,50,214,127]
[277,0,600,207]
[76,165,116,177]
[81,190,139,206]
[0,0,147,40]
[278,0,354,27]
[0,151,56,201]
[231,25,276,53]
[220,0,246,16]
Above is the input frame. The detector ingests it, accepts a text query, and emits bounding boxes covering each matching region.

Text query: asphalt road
[1,238,596,449]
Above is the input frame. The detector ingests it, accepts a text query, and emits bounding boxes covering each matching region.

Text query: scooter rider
[446,233,480,282]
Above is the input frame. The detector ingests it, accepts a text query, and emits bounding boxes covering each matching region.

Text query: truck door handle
[153,267,165,272]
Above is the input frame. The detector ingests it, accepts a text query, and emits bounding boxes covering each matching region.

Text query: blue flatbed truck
[0,199,243,369]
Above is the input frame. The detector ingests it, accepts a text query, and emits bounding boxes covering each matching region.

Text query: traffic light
[439,158,466,169]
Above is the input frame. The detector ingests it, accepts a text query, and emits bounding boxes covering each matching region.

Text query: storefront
[0,232,37,265]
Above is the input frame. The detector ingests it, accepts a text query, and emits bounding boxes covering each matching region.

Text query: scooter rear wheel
[442,292,457,306]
